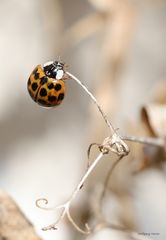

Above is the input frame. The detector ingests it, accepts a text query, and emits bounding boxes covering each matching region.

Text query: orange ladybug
[27,61,68,107]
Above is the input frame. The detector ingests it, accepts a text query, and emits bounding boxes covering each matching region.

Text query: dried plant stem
[99,156,123,207]
[100,136,165,205]
[98,135,165,218]
[121,135,165,148]
[71,152,104,199]
[36,152,104,233]
[66,72,130,156]
[66,71,116,135]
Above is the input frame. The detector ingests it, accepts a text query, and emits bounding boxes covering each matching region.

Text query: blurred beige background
[0,0,166,240]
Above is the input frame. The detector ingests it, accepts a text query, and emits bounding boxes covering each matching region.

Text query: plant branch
[98,136,165,209]
[100,156,123,203]
[121,135,165,148]
[66,71,130,157]
[36,152,104,233]
[66,71,116,135]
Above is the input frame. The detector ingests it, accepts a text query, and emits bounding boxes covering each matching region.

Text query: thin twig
[121,135,165,148]
[99,135,165,210]
[72,152,104,199]
[66,71,130,157]
[66,71,116,135]
[67,207,90,234]
[100,156,123,206]
[87,143,102,168]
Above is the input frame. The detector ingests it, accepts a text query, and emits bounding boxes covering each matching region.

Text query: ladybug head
[43,60,65,80]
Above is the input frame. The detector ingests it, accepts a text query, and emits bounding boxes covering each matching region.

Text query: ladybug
[27,61,69,107]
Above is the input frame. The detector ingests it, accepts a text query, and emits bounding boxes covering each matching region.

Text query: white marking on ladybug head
[43,61,54,67]
[56,69,64,79]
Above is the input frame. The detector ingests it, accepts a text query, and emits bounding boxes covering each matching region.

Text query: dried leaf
[141,104,166,138]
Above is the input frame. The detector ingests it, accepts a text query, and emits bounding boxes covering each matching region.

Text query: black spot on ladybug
[28,78,31,86]
[40,76,48,85]
[58,93,64,101]
[40,88,47,97]
[38,99,50,106]
[54,83,62,91]
[34,72,40,80]
[48,95,57,102]
[47,83,54,89]
[31,82,38,91]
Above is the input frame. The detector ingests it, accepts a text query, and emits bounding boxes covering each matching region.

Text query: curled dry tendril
[36,198,90,233]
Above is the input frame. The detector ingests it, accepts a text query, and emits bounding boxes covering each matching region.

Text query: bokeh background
[0,0,166,239]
